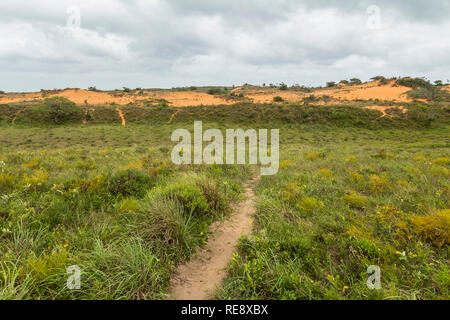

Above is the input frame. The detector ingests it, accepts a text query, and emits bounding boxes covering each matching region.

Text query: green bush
[407,87,447,101]
[349,78,362,85]
[371,76,388,85]
[396,77,450,101]
[157,99,170,108]
[108,169,156,198]
[279,83,288,91]
[273,96,284,102]
[160,183,210,216]
[0,173,18,193]
[195,178,228,215]
[397,77,432,89]
[138,196,196,248]
[32,97,81,124]
[342,192,370,209]
[408,106,436,127]
[296,197,324,216]
[207,88,223,95]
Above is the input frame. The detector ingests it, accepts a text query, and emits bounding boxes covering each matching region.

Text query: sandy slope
[235,81,411,104]
[321,81,411,102]
[0,81,413,107]
[0,89,233,107]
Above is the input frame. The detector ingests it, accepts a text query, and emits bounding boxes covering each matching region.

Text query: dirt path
[167,110,180,124]
[115,107,126,126]
[168,176,259,300]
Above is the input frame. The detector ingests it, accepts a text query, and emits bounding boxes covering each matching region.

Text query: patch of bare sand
[232,81,412,104]
[0,81,414,107]
[115,107,126,126]
[364,105,407,118]
[0,92,43,104]
[168,176,259,300]
[0,89,233,107]
[145,91,233,107]
[0,90,134,105]
[324,82,411,102]
[246,91,305,103]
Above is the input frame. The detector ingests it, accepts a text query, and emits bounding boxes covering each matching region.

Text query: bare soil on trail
[115,107,126,126]
[168,176,259,300]
[364,105,408,118]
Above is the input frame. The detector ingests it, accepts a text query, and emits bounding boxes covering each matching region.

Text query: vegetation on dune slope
[0,99,449,129]
[396,77,450,102]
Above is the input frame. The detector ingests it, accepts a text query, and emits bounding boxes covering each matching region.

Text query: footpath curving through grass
[0,98,448,300]
[0,123,252,299]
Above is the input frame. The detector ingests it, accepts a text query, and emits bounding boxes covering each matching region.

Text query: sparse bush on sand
[273,96,284,102]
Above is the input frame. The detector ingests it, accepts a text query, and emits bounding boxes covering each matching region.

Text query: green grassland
[0,94,449,299]
[0,120,253,299]
[217,126,449,300]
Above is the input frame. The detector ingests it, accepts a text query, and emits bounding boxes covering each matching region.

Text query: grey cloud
[0,0,449,91]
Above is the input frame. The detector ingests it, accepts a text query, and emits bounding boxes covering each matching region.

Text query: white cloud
[0,0,449,91]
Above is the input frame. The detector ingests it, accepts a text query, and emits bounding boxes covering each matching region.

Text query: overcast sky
[1,0,449,92]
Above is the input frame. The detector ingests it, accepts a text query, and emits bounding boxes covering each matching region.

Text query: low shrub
[282,182,304,205]
[195,177,228,215]
[279,160,292,169]
[342,192,370,209]
[22,158,41,169]
[296,197,324,216]
[21,170,49,191]
[33,97,82,124]
[317,169,333,179]
[108,169,156,198]
[433,157,450,166]
[0,173,18,193]
[349,171,364,184]
[65,175,107,193]
[117,198,141,213]
[397,77,432,89]
[350,78,362,85]
[159,183,210,216]
[139,196,196,248]
[305,152,326,160]
[410,210,449,247]
[207,88,223,95]
[25,247,69,283]
[368,175,389,194]
[279,83,288,91]
[273,96,284,102]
